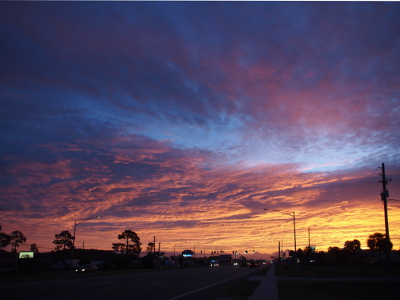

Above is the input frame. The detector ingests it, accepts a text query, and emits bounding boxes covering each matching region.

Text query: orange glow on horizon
[2,161,399,256]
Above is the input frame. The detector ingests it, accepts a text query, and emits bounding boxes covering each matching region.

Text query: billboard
[19,251,34,259]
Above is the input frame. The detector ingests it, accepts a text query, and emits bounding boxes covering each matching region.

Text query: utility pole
[293,211,297,269]
[380,163,390,241]
[264,209,297,270]
[153,236,156,255]
[278,241,280,260]
[379,162,391,271]
[308,227,311,264]
[0,208,3,231]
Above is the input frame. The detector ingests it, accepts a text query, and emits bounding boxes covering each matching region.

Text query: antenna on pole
[378,162,392,271]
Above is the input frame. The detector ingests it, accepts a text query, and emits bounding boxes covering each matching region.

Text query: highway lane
[1,266,265,300]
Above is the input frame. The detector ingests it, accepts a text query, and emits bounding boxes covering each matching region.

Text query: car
[248,262,259,268]
[210,260,219,267]
[75,264,98,273]
[49,261,64,270]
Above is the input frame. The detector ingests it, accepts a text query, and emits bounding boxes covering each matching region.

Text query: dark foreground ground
[275,264,400,300]
[0,265,269,300]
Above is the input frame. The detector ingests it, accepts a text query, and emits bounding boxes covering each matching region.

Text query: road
[1,266,264,300]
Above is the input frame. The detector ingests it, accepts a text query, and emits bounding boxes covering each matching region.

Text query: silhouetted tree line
[48,229,146,269]
[285,232,394,266]
[1,229,201,271]
[3,228,396,272]
[0,230,27,252]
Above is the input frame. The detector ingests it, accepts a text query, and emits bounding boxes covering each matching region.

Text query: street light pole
[173,241,186,258]
[264,209,297,270]
[70,216,100,273]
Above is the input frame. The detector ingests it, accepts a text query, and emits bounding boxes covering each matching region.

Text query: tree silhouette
[344,239,361,252]
[327,246,343,264]
[111,242,125,253]
[146,242,155,253]
[30,243,39,253]
[367,232,384,251]
[0,232,11,250]
[145,241,164,261]
[379,238,393,253]
[112,230,141,256]
[53,230,74,251]
[366,232,392,262]
[10,230,27,252]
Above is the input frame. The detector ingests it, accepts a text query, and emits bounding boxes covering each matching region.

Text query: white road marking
[168,270,255,300]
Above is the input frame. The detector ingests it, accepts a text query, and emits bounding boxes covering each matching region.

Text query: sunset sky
[1,2,399,258]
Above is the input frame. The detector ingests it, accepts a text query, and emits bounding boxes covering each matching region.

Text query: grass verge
[275,264,400,277]
[276,264,400,300]
[277,280,400,300]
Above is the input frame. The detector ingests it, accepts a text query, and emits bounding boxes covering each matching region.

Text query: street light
[173,241,186,257]
[70,216,100,272]
[264,209,297,269]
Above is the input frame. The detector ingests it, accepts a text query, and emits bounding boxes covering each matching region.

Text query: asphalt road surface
[2,266,263,300]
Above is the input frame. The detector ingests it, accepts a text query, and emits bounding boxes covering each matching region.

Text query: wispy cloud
[0,1,399,254]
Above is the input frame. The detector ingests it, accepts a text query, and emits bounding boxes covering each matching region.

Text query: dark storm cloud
[2,2,399,146]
